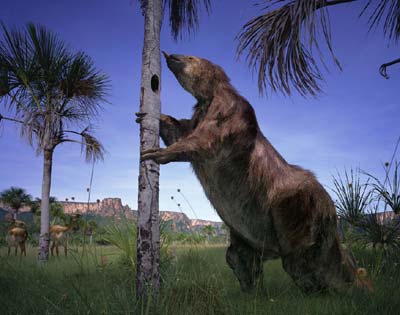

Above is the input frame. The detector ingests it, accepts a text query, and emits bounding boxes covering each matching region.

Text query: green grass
[1,244,399,315]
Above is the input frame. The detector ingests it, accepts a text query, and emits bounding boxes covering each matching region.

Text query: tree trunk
[136,0,162,297]
[38,148,53,264]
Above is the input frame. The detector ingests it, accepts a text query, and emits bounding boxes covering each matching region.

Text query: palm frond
[164,0,211,40]
[237,0,355,96]
[60,52,109,108]
[79,126,104,162]
[18,110,42,151]
[26,22,69,94]
[0,56,10,96]
[362,0,400,43]
[0,22,38,109]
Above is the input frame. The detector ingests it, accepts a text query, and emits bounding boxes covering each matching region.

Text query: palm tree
[0,23,108,263]
[202,224,216,244]
[50,199,65,225]
[0,187,32,219]
[236,0,400,97]
[32,196,64,223]
[135,0,210,296]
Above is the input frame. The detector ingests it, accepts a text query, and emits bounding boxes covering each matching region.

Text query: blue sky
[1,0,399,221]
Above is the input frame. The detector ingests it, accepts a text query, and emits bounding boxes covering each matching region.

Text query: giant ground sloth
[139,52,371,294]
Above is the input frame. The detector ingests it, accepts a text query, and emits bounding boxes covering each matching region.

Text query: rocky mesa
[61,197,224,235]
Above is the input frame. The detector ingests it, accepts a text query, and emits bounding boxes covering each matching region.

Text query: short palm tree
[0,187,32,219]
[0,23,109,263]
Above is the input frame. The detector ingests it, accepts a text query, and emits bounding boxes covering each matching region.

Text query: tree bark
[136,0,162,297]
[38,148,53,263]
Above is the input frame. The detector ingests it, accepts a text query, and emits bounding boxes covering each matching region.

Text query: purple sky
[1,1,399,221]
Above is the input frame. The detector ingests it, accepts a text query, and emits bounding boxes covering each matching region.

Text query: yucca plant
[356,207,400,266]
[365,161,400,214]
[332,168,373,226]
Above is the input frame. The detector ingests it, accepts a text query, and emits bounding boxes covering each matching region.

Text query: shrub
[102,217,173,279]
[332,168,372,225]
[366,161,400,214]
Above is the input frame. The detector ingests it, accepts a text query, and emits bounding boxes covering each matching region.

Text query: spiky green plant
[332,168,373,225]
[102,218,172,271]
[103,218,137,268]
[355,206,400,266]
[365,161,400,214]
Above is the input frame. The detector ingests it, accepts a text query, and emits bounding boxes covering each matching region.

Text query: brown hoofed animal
[6,219,28,256]
[139,52,372,294]
[8,218,27,229]
[50,214,80,257]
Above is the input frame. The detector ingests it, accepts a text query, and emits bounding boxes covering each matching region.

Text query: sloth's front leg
[135,112,192,146]
[141,131,204,164]
[140,145,190,164]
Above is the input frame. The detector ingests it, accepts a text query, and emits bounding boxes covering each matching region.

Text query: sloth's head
[163,51,230,101]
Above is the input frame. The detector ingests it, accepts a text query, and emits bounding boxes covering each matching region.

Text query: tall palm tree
[0,187,32,219]
[0,23,108,263]
[236,0,400,97]
[136,0,210,296]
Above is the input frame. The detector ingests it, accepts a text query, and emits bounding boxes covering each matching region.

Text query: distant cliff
[61,198,225,235]
[61,198,134,218]
[160,211,192,233]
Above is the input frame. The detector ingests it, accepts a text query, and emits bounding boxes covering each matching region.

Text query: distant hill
[60,198,225,236]
[1,198,225,236]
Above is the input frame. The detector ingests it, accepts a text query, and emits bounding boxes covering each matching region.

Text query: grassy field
[1,244,399,315]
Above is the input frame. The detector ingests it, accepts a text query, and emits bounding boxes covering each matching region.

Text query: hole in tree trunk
[151,75,159,92]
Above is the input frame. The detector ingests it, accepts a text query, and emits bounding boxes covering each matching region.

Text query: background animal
[8,218,27,229]
[6,219,28,256]
[50,213,80,257]
[139,52,371,294]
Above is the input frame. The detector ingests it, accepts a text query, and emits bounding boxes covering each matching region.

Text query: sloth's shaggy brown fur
[141,53,372,293]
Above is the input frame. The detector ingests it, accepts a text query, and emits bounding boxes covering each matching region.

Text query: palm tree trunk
[136,0,162,297]
[38,148,53,263]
